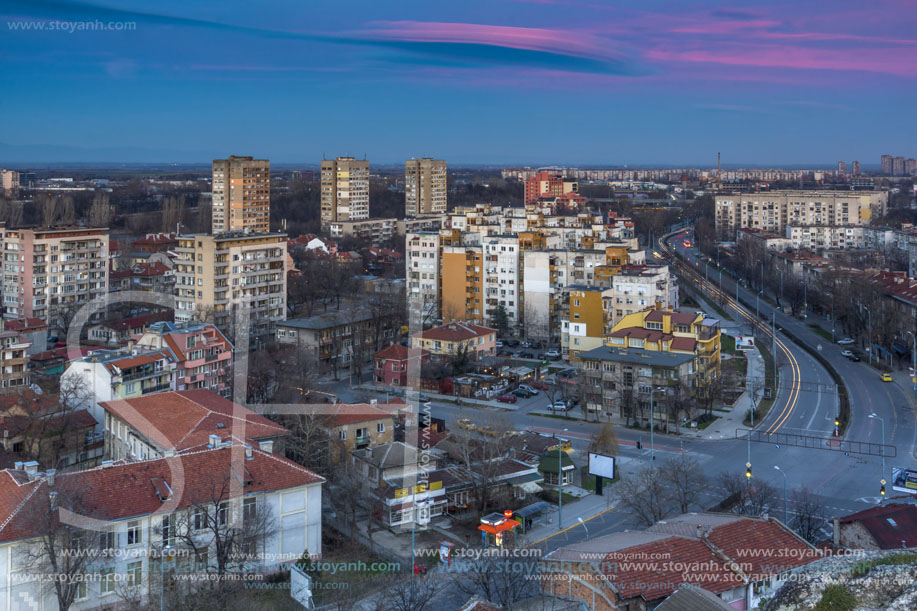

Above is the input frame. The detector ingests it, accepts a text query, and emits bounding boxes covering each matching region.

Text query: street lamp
[774,466,788,524]
[907,331,916,392]
[863,305,872,365]
[578,517,590,540]
[869,412,886,503]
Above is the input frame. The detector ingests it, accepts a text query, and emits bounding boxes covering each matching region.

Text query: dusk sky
[2,0,916,165]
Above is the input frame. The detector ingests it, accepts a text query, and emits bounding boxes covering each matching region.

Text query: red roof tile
[837,503,917,549]
[375,344,430,361]
[0,445,323,544]
[706,518,818,579]
[415,322,495,343]
[645,310,699,326]
[324,403,394,427]
[2,318,46,332]
[670,337,698,351]
[99,390,288,452]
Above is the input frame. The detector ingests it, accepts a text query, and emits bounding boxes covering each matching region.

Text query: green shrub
[814,584,856,611]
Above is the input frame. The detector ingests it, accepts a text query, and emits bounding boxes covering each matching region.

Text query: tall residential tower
[320,157,370,230]
[211,155,271,234]
[405,158,447,217]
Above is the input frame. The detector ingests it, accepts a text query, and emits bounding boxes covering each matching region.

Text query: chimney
[696,524,704,539]
[259,440,274,454]
[49,491,58,511]
[46,469,56,488]
[13,461,23,470]
[208,434,221,448]
[833,518,840,547]
[370,399,378,406]
[245,445,253,461]
[2,429,7,450]
[23,461,39,479]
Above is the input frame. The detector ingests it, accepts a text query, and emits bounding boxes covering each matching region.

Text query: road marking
[526,503,619,547]
[805,385,823,431]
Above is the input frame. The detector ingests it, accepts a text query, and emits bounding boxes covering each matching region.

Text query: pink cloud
[359,20,612,59]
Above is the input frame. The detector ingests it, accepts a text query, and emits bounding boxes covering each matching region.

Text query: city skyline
[2,0,916,165]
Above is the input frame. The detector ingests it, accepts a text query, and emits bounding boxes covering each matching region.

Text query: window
[100,569,115,595]
[126,520,142,546]
[356,427,368,439]
[243,497,257,521]
[127,561,142,587]
[100,530,115,552]
[377,422,385,433]
[161,514,173,545]
[217,502,229,527]
[75,577,87,600]
[193,507,204,531]
[339,429,347,440]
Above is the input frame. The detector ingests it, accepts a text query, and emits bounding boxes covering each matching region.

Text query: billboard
[588,452,616,480]
[736,336,755,351]
[892,467,917,495]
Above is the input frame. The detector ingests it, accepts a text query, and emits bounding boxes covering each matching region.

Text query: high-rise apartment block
[321,157,370,229]
[714,191,888,237]
[211,155,271,234]
[174,232,287,343]
[405,158,447,217]
[0,170,19,193]
[837,161,846,175]
[881,154,894,175]
[1,227,109,327]
[852,161,860,176]
[894,157,906,176]
[523,171,578,205]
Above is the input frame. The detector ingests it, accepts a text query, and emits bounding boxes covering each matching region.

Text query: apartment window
[193,507,204,531]
[127,561,142,587]
[126,520,142,546]
[100,569,116,595]
[243,497,257,521]
[377,422,385,433]
[339,429,347,440]
[161,514,173,545]
[100,530,115,551]
[217,502,229,527]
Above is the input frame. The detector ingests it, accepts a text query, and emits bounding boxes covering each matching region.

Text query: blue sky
[2,0,916,165]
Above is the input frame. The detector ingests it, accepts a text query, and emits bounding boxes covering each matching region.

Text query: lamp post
[863,305,872,365]
[558,428,568,529]
[578,516,590,540]
[774,466,788,524]
[803,283,807,319]
[869,412,886,503]
[907,331,916,392]
[650,388,666,463]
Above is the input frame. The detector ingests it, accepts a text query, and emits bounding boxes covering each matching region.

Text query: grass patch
[814,584,856,611]
[723,354,748,377]
[537,412,580,422]
[721,334,736,355]
[580,466,618,492]
[808,324,833,343]
[539,489,580,504]
[851,552,917,577]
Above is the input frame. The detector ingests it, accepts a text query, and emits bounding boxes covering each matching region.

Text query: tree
[327,449,365,541]
[617,465,674,527]
[372,575,438,611]
[719,470,777,517]
[450,419,513,520]
[663,454,706,514]
[450,542,540,609]
[40,193,61,226]
[17,376,93,469]
[59,195,76,225]
[88,193,115,227]
[491,304,510,337]
[162,195,186,233]
[19,478,100,611]
[790,487,825,544]
[589,422,619,457]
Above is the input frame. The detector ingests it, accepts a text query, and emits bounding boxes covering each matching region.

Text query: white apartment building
[483,235,523,330]
[406,231,442,323]
[0,444,323,611]
[1,227,109,328]
[715,190,888,236]
[785,226,866,251]
[174,232,287,344]
[606,265,677,327]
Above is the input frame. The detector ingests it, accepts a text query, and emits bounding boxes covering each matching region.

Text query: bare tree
[719,471,777,517]
[16,376,93,469]
[373,575,438,611]
[589,422,619,456]
[328,451,365,541]
[162,195,186,233]
[19,479,100,611]
[450,421,513,520]
[450,543,540,609]
[59,195,76,225]
[617,465,674,527]
[663,454,706,514]
[40,194,61,226]
[88,193,115,227]
[790,487,826,544]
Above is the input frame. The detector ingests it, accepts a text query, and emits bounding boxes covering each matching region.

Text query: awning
[506,472,544,487]
[515,501,551,518]
[518,481,543,494]
[478,520,521,535]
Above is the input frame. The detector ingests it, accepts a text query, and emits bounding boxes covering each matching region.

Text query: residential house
[2,318,47,357]
[411,322,496,360]
[0,443,323,610]
[0,324,30,392]
[318,403,394,456]
[833,503,917,550]
[541,513,820,611]
[350,442,427,489]
[132,321,233,397]
[87,311,174,346]
[374,344,430,387]
[100,389,288,461]
[538,451,575,487]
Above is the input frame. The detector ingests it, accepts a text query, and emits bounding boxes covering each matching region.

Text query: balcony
[142,382,171,395]
[120,368,165,382]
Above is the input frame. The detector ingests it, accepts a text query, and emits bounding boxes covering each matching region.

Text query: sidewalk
[520,485,618,546]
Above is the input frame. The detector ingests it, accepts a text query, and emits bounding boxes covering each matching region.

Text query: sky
[1,0,916,166]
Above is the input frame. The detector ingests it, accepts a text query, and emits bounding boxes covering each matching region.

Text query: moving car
[497,394,517,404]
[837,338,855,345]
[881,373,893,382]
[477,425,498,437]
[841,350,854,358]
[456,418,476,430]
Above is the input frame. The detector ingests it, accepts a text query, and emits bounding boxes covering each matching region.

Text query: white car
[518,384,539,395]
[545,349,561,359]
[548,400,568,411]
[837,338,855,345]
[841,349,854,357]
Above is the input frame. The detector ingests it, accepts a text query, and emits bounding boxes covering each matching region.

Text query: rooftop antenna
[717,152,721,178]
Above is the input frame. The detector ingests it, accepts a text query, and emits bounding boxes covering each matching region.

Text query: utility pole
[772,311,776,358]
[774,466,787,524]
[869,413,886,504]
[803,283,807,319]
[557,440,564,528]
[864,305,872,365]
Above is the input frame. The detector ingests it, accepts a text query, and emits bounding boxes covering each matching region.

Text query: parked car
[881,373,893,382]
[841,350,854,358]
[530,380,548,390]
[417,393,431,402]
[502,430,521,438]
[557,368,578,379]
[456,418,476,431]
[521,341,535,348]
[512,388,533,398]
[547,400,569,411]
[505,339,520,347]
[520,352,535,359]
[478,425,498,437]
[518,384,539,395]
[837,338,855,345]
[496,340,503,348]
[847,354,861,362]
[512,350,523,358]
[497,394,517,404]
[545,349,561,359]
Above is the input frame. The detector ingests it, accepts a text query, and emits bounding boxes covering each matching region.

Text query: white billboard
[588,452,616,480]
[892,467,917,495]
[736,336,755,351]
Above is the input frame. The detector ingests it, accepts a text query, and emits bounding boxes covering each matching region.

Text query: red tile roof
[837,503,917,549]
[375,344,430,361]
[0,444,323,544]
[98,312,173,333]
[415,322,495,342]
[706,518,817,579]
[670,337,698,351]
[645,310,699,326]
[99,390,288,452]
[324,403,394,427]
[104,349,173,372]
[3,318,46,332]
